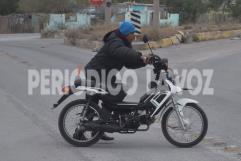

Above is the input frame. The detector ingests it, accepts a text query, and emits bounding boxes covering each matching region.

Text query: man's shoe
[73,129,86,140]
[101,133,114,141]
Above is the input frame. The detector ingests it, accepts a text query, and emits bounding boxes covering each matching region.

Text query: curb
[138,29,241,49]
[193,29,241,42]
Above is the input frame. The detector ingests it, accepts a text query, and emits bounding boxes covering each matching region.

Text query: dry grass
[41,29,58,38]
[141,26,179,41]
[65,29,91,40]
[65,22,241,43]
[65,23,118,41]
[65,24,179,42]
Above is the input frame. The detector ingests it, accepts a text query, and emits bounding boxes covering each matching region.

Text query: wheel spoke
[165,105,205,144]
[63,103,101,143]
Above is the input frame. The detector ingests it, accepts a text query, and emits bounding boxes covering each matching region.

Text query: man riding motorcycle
[56,22,207,147]
[78,21,151,140]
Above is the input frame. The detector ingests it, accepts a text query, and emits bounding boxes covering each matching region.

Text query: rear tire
[58,100,103,147]
[162,103,208,148]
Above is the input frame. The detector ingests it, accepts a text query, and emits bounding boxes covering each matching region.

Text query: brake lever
[182,88,194,91]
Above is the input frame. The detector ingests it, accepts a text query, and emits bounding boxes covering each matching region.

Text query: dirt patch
[41,30,65,39]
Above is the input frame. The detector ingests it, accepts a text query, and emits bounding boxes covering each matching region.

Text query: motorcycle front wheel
[162,103,208,148]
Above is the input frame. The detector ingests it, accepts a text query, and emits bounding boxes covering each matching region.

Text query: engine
[120,112,140,130]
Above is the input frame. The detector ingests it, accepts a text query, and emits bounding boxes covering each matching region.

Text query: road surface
[0,34,241,161]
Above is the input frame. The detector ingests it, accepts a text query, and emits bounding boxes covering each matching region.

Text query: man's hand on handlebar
[141,55,152,64]
[161,59,168,71]
[140,53,169,71]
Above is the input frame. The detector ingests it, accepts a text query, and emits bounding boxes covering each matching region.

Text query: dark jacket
[85,29,145,84]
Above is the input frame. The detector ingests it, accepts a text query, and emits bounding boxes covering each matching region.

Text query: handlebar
[149,54,168,81]
[148,54,176,85]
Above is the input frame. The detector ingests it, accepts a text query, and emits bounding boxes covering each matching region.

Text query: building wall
[46,13,91,30]
[132,5,147,11]
[47,14,65,30]
[125,4,179,27]
[160,13,179,27]
[125,11,179,27]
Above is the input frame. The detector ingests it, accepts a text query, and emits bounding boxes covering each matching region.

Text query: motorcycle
[52,35,208,147]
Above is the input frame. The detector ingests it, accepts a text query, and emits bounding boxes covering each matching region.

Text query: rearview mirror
[143,34,149,43]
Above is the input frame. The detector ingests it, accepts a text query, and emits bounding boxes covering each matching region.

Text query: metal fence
[0,14,46,34]
[196,12,234,24]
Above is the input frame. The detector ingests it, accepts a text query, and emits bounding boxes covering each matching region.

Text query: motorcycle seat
[74,79,101,87]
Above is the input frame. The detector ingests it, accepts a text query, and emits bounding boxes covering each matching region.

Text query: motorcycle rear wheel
[58,99,103,147]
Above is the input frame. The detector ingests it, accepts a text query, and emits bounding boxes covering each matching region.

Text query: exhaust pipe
[84,122,122,132]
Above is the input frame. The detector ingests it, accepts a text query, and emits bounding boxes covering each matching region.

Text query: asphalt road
[0,34,241,161]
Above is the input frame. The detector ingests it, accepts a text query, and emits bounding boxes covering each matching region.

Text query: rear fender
[52,86,108,109]
[75,86,108,95]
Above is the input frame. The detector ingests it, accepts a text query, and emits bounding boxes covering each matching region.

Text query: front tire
[162,103,208,148]
[58,100,103,147]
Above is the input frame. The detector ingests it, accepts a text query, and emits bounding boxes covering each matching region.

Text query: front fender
[177,98,199,111]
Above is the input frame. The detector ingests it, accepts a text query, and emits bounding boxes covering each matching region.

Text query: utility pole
[105,0,112,24]
[153,0,160,28]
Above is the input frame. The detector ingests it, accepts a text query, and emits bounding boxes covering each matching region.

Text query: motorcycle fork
[172,98,186,130]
